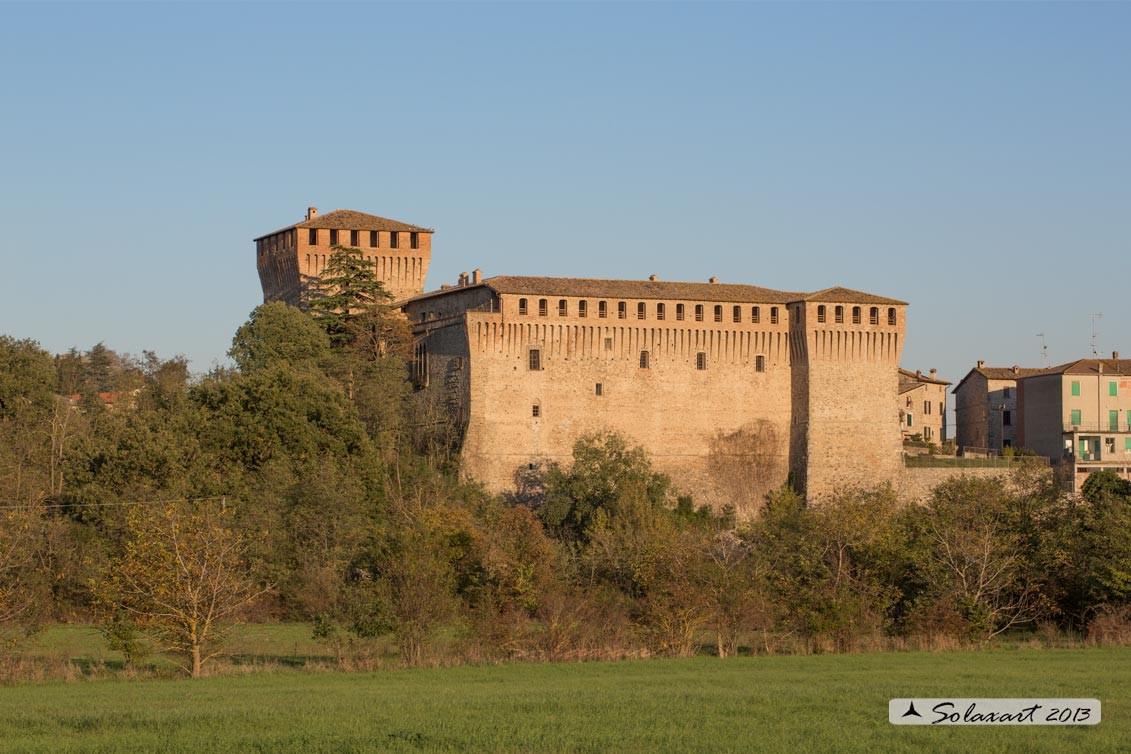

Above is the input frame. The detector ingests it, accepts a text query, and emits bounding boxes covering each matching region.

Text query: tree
[538,432,674,541]
[229,302,332,374]
[305,245,394,346]
[0,505,46,647]
[98,498,270,677]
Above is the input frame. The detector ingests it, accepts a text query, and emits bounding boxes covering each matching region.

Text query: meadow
[0,646,1125,753]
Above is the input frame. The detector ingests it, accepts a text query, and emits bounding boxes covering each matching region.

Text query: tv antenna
[1090,313,1103,356]
[1036,333,1048,366]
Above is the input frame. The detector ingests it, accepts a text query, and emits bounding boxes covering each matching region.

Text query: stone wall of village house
[900,382,948,444]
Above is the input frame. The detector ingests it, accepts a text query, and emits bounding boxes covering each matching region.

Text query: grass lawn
[0,647,1126,753]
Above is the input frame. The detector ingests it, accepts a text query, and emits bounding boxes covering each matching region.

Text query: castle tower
[789,289,908,499]
[255,207,433,305]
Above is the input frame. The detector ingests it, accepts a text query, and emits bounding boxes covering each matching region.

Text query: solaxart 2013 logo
[889,699,1101,726]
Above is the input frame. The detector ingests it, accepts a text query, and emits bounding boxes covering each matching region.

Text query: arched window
[639,351,650,369]
[817,305,827,323]
[578,300,588,318]
[835,305,844,324]
[676,304,685,321]
[755,355,765,372]
[714,305,723,323]
[770,307,779,325]
[657,303,666,321]
[618,301,627,319]
[888,307,897,325]
[869,307,879,325]
[598,301,608,318]
[733,305,741,323]
[752,306,760,324]
[852,306,861,324]
[558,299,567,316]
[518,298,528,315]
[637,302,646,320]
[695,304,704,322]
[538,299,548,316]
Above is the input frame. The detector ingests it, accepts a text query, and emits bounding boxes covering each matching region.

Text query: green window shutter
[1125,437,1131,452]
[1071,380,1080,396]
[1071,409,1082,426]
[1079,439,1088,456]
[1110,381,1118,397]
[1110,410,1119,431]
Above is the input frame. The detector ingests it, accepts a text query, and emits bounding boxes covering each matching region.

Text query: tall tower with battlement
[255,207,433,305]
[788,289,908,498]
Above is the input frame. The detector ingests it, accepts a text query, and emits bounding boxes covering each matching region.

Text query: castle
[256,208,909,515]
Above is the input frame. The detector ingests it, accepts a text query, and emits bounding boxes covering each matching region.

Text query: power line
[0,495,230,511]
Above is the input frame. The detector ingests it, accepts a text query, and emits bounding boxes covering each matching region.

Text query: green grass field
[0,647,1125,753]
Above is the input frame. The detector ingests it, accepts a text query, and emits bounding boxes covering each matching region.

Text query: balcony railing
[1063,423,1131,433]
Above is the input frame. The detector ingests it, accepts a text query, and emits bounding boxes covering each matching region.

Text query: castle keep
[256,208,908,514]
[256,207,433,304]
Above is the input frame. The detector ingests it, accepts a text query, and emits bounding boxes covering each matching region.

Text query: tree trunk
[192,642,202,678]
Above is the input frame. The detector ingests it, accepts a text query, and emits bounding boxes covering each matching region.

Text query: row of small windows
[308,228,420,250]
[527,347,765,373]
[518,298,784,325]
[816,304,897,326]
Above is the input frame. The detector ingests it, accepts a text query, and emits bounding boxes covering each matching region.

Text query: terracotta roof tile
[255,209,432,240]
[1021,359,1131,377]
[480,275,803,304]
[804,286,908,305]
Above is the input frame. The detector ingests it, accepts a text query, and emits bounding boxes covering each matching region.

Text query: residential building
[898,368,950,444]
[1016,355,1131,490]
[952,361,1044,453]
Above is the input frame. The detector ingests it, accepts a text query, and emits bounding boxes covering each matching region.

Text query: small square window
[696,352,707,370]
[528,349,542,371]
[755,355,765,372]
[308,228,318,245]
[330,229,339,245]
[604,338,613,351]
[391,231,399,248]
[370,230,379,247]
[411,232,420,249]
[350,230,359,246]
[532,404,541,418]
[595,383,603,396]
[639,351,650,369]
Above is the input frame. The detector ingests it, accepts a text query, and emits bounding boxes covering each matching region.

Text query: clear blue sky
[1,2,1128,397]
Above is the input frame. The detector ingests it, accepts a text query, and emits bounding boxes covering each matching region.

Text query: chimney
[929,368,937,379]
[648,274,657,282]
[977,360,985,369]
[1114,351,1121,360]
[471,268,481,285]
[458,272,468,287]
[915,370,922,379]
[306,206,318,220]
[1099,362,1104,375]
[1012,365,1019,375]
[709,276,718,284]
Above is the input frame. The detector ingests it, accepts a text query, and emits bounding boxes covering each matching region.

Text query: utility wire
[0,495,230,511]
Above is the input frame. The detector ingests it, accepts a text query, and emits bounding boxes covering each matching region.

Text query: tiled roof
[898,367,951,387]
[480,276,804,304]
[804,286,908,306]
[951,365,1044,395]
[255,209,432,240]
[1022,359,1131,377]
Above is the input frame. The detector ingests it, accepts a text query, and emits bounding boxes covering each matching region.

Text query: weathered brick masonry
[403,277,907,516]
